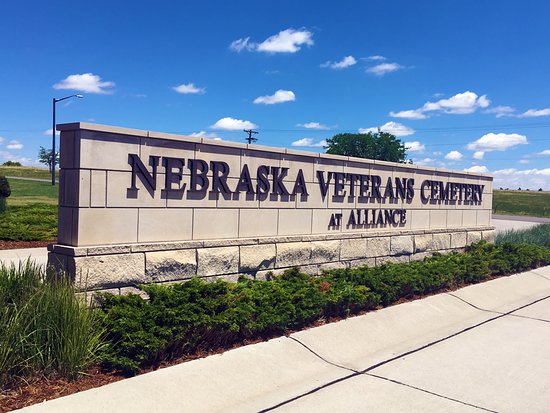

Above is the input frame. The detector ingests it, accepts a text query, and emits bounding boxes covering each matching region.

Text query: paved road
[6,176,58,183]
[18,266,550,412]
[493,214,550,224]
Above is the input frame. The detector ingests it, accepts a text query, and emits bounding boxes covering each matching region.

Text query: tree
[0,176,10,213]
[2,161,22,166]
[38,146,59,169]
[325,131,408,163]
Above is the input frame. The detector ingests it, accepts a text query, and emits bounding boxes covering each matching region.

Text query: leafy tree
[325,131,408,163]
[38,146,59,169]
[0,176,10,213]
[2,161,22,166]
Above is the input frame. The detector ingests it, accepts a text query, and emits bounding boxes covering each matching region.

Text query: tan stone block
[410,252,432,262]
[217,178,260,208]
[376,255,410,265]
[59,169,90,207]
[431,233,451,250]
[238,209,278,238]
[107,171,167,208]
[140,137,195,166]
[390,235,414,256]
[259,192,296,209]
[195,143,242,179]
[348,258,376,268]
[138,208,193,243]
[241,149,281,180]
[87,245,131,255]
[410,209,430,230]
[255,268,285,281]
[462,210,477,227]
[414,234,432,253]
[327,183,357,209]
[240,244,276,272]
[300,264,320,276]
[278,209,312,236]
[197,246,239,276]
[59,130,77,169]
[319,262,347,273]
[312,209,343,234]
[167,187,218,208]
[340,238,368,260]
[79,130,140,171]
[90,170,107,207]
[145,249,197,282]
[450,232,467,248]
[276,242,312,267]
[310,240,340,264]
[482,229,497,243]
[193,209,239,240]
[296,185,327,209]
[281,153,315,183]
[430,210,447,229]
[367,237,391,258]
[119,286,149,299]
[447,209,463,228]
[467,231,482,244]
[58,207,77,246]
[76,208,138,246]
[477,210,491,226]
[343,159,372,176]
[70,253,146,290]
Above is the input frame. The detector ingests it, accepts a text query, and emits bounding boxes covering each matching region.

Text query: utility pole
[243,129,258,144]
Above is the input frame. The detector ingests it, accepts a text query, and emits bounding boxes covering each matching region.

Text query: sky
[1,0,550,189]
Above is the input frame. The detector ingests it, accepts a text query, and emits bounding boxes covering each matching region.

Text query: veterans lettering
[128,153,485,230]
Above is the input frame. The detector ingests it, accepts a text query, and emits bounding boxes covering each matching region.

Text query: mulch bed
[0,240,55,250]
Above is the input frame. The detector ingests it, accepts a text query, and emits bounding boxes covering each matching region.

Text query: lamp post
[52,94,83,185]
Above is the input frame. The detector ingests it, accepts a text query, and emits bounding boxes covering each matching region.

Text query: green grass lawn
[493,190,550,218]
[0,178,58,241]
[0,165,57,180]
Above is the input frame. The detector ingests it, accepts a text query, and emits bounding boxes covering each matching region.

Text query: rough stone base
[48,227,496,294]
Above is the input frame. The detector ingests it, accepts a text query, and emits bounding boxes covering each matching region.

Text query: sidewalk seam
[260,293,550,412]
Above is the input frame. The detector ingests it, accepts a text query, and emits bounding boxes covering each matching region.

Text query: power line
[243,129,258,144]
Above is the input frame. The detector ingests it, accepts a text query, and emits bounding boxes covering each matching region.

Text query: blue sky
[1,0,550,189]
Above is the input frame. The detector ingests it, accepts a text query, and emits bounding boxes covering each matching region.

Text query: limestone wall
[49,122,495,291]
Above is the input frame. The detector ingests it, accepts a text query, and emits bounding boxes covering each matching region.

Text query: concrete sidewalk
[17,265,550,413]
[0,247,48,268]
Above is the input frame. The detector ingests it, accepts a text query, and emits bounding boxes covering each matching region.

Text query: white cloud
[473,151,485,160]
[389,109,427,120]
[173,83,205,94]
[257,28,313,53]
[210,117,258,130]
[43,129,60,136]
[0,137,4,144]
[519,159,530,164]
[291,138,327,148]
[229,37,255,52]
[404,141,425,152]
[538,149,550,155]
[366,62,403,76]
[6,140,23,150]
[485,105,516,118]
[467,132,528,152]
[367,55,386,61]
[297,122,331,130]
[391,91,490,119]
[253,89,295,105]
[321,55,357,69]
[359,121,414,137]
[415,158,435,166]
[190,131,221,140]
[492,168,550,190]
[53,73,114,94]
[444,150,463,161]
[0,151,39,167]
[464,165,489,173]
[231,28,314,54]
[518,108,550,118]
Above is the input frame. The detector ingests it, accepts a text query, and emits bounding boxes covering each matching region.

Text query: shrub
[2,161,22,167]
[0,262,105,385]
[97,241,550,374]
[496,224,550,248]
[0,176,10,213]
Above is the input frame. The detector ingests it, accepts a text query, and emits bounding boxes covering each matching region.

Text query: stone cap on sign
[56,122,494,178]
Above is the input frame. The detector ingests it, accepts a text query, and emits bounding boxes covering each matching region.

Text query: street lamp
[52,94,84,185]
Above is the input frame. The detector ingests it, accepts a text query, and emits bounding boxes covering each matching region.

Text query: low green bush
[0,262,105,386]
[0,203,57,241]
[98,241,550,374]
[496,224,550,248]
